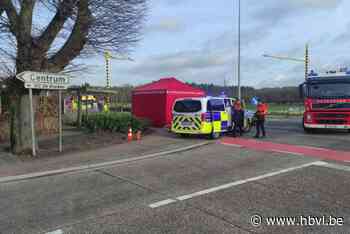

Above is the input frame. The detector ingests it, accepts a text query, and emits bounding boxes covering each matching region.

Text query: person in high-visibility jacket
[254,101,268,138]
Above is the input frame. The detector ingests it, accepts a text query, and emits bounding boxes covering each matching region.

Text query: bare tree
[0,0,147,154]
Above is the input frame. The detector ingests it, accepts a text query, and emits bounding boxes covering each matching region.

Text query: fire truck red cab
[300,70,350,133]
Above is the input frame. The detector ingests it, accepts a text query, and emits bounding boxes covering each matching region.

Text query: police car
[171,96,239,139]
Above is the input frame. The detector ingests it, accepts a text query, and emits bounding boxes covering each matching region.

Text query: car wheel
[211,131,221,139]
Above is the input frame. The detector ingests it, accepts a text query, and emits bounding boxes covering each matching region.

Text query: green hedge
[82,112,150,133]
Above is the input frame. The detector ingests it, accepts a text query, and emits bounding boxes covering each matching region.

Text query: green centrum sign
[16,71,70,90]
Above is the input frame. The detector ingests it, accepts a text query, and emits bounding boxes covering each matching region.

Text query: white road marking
[318,162,350,172]
[46,230,63,234]
[300,145,327,151]
[148,161,322,208]
[221,143,243,148]
[271,150,304,156]
[0,142,210,184]
[149,199,177,208]
[222,143,306,156]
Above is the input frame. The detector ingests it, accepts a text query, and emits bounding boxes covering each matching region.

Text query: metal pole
[77,90,82,128]
[107,58,111,88]
[58,90,62,152]
[237,0,241,100]
[105,51,111,88]
[29,88,36,157]
[305,44,309,81]
[262,54,305,62]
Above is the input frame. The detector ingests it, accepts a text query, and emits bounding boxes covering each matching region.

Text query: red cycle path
[221,137,350,162]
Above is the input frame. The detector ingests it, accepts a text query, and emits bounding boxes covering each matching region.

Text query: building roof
[133,77,204,94]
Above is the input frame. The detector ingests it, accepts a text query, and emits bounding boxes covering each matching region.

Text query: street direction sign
[16,71,70,90]
[15,71,71,156]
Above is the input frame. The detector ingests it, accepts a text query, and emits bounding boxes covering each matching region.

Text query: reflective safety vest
[103,104,109,112]
[72,100,78,111]
[257,103,268,115]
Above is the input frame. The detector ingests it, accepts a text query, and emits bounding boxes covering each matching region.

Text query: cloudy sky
[79,0,350,88]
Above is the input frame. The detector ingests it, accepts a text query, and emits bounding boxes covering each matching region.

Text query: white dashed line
[221,143,243,148]
[300,145,327,151]
[271,150,304,156]
[318,162,350,172]
[149,199,177,208]
[148,161,322,208]
[46,230,63,234]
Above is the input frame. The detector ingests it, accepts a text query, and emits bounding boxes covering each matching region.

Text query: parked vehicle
[171,97,254,138]
[299,70,350,133]
[242,110,256,133]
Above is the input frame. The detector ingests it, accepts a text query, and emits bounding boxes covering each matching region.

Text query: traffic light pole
[262,44,310,81]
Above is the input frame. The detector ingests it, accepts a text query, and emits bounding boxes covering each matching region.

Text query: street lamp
[237,0,241,100]
[263,44,310,80]
[104,51,134,88]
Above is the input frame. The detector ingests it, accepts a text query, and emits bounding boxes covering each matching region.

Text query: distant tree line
[52,82,301,106]
[97,83,301,104]
[189,83,301,103]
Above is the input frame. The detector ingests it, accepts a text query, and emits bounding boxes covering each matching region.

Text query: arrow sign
[16,71,70,90]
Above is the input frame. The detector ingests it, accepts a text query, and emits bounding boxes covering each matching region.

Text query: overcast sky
[78,0,350,88]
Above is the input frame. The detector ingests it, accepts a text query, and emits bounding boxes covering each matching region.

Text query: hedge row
[82,112,150,133]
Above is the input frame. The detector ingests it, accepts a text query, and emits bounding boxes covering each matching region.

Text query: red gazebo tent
[132,77,205,127]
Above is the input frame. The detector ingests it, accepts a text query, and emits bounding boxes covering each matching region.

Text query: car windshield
[174,100,202,113]
[308,83,350,98]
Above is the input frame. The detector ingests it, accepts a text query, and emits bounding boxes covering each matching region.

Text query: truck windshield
[308,83,350,98]
[174,100,201,113]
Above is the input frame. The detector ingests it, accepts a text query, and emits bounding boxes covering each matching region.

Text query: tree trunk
[10,94,38,155]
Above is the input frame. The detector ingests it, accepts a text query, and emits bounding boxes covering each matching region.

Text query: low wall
[0,115,59,143]
[0,96,59,143]
[0,114,10,142]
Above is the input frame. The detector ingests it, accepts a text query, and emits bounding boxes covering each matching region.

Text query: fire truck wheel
[304,128,313,134]
[303,119,314,134]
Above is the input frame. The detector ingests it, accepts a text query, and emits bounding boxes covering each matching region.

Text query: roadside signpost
[16,71,71,156]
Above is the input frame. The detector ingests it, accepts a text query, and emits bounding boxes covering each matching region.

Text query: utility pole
[262,43,310,81]
[305,44,309,81]
[104,51,134,89]
[104,51,112,88]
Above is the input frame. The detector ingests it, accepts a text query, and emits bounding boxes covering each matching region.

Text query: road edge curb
[0,141,211,184]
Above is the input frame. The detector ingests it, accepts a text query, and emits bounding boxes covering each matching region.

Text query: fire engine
[300,69,350,133]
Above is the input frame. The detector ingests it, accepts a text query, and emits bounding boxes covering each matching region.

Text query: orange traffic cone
[136,130,142,140]
[127,127,133,141]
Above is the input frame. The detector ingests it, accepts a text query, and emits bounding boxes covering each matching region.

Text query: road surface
[1,118,349,234]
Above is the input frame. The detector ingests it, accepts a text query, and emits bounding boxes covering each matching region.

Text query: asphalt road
[264,117,350,151]
[1,118,350,234]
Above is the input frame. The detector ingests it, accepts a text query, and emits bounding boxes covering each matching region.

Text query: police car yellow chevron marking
[172,116,201,131]
[172,113,228,134]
